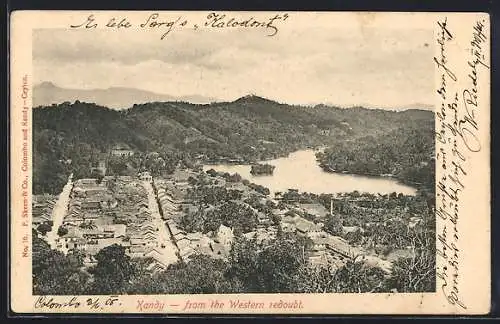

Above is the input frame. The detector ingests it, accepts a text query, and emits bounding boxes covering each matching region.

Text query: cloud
[33,13,434,108]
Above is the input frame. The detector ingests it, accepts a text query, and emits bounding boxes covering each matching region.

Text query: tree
[324,215,343,236]
[57,225,68,237]
[107,156,129,176]
[90,244,135,294]
[332,259,388,293]
[130,255,240,294]
[254,236,305,293]
[270,213,281,225]
[206,169,218,177]
[344,229,364,245]
[385,229,435,292]
[79,221,97,230]
[32,237,89,295]
[227,237,261,292]
[37,223,52,236]
[294,265,338,293]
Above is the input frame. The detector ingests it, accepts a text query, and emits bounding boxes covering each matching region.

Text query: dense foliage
[33,99,433,194]
[180,200,258,234]
[33,230,434,295]
[316,124,435,189]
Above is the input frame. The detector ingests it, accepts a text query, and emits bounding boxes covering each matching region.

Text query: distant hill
[329,103,435,112]
[34,82,433,112]
[33,82,219,110]
[395,103,434,111]
[32,96,434,194]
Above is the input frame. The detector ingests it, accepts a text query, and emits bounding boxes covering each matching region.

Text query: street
[45,173,73,250]
[142,180,179,267]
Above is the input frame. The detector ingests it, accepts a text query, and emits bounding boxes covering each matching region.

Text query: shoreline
[318,164,429,192]
[202,149,421,196]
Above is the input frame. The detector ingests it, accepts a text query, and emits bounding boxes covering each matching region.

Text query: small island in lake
[250,163,276,175]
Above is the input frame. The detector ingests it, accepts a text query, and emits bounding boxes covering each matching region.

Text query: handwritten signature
[435,17,488,311]
[69,12,290,39]
[34,296,121,310]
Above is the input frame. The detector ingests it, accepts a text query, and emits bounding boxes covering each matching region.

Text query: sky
[33,12,434,108]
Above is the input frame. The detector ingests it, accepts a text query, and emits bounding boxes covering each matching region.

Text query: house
[136,210,151,220]
[209,242,229,259]
[308,252,330,268]
[66,237,88,251]
[146,259,167,273]
[81,200,101,211]
[295,218,318,235]
[62,227,83,240]
[186,232,204,248]
[166,219,177,228]
[63,214,84,226]
[174,232,187,242]
[82,228,113,240]
[90,153,108,176]
[169,225,183,237]
[257,213,272,226]
[216,224,234,247]
[142,232,158,244]
[138,171,152,182]
[179,246,195,260]
[102,224,127,238]
[32,213,51,227]
[84,187,107,197]
[326,236,357,259]
[299,203,330,219]
[75,178,98,186]
[408,217,422,228]
[144,247,164,262]
[140,223,157,231]
[83,213,99,222]
[310,236,328,251]
[159,198,176,210]
[130,237,145,246]
[32,195,57,226]
[161,182,189,203]
[83,254,98,267]
[111,145,134,157]
[171,169,193,184]
[242,229,275,245]
[129,245,147,257]
[342,225,364,234]
[136,201,148,209]
[120,239,132,248]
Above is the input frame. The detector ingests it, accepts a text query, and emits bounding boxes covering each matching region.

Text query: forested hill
[316,125,435,190]
[33,97,434,194]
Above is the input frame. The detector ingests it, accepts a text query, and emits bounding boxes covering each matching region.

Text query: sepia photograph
[10,11,490,314]
[30,15,436,296]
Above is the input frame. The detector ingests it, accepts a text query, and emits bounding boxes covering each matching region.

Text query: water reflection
[203,149,417,196]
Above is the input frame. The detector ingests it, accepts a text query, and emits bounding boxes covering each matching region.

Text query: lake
[203,149,417,196]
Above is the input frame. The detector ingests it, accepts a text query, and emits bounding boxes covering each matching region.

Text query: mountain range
[33,82,219,110]
[34,82,434,112]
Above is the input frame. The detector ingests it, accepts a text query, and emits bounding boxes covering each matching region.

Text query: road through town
[46,173,73,249]
[142,180,179,266]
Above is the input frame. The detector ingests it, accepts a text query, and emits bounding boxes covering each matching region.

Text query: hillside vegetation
[316,124,435,189]
[33,96,434,194]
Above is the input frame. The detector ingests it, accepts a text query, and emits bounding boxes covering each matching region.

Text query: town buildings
[34,166,398,276]
[32,194,57,227]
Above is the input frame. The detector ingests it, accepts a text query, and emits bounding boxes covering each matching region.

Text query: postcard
[9,11,490,315]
